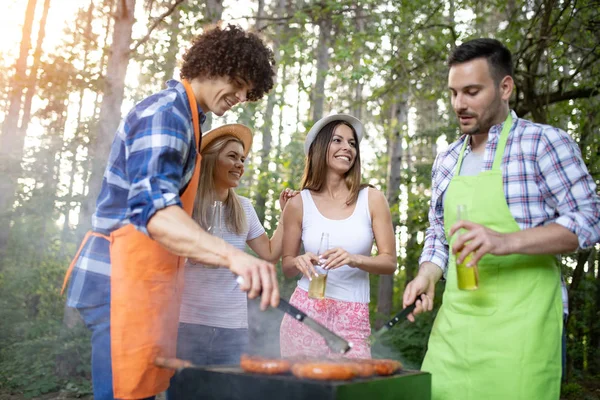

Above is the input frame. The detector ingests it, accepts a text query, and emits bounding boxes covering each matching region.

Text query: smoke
[247,296,285,358]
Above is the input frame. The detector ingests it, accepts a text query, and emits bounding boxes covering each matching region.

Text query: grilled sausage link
[240,354,291,375]
[356,358,403,375]
[291,361,357,381]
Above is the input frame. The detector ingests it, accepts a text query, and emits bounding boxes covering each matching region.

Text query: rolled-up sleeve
[125,110,191,235]
[537,127,600,249]
[419,153,450,274]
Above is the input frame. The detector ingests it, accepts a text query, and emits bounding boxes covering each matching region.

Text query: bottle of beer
[456,205,479,290]
[203,200,224,269]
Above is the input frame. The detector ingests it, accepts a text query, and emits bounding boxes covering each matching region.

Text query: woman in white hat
[174,124,296,368]
[279,114,397,358]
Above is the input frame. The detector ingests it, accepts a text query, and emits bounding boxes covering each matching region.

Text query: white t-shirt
[179,195,265,329]
[297,188,374,303]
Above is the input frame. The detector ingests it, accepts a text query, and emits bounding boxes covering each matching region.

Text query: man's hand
[449,221,513,267]
[402,262,442,322]
[226,249,280,311]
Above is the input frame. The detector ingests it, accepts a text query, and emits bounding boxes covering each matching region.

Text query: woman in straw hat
[279,114,397,358]
[174,124,296,368]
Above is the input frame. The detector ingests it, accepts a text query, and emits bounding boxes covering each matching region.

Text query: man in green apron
[403,38,600,400]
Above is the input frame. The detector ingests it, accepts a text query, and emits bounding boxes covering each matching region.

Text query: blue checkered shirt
[67,80,206,308]
[419,111,600,315]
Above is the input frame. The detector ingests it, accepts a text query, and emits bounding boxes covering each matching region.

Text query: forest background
[0,0,598,398]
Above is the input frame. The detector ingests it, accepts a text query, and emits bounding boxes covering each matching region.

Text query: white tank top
[297,188,374,303]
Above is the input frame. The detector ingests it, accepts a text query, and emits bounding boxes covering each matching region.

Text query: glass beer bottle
[203,200,224,269]
[455,204,479,290]
[308,232,329,299]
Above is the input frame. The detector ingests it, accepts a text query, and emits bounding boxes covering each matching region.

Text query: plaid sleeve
[125,109,191,235]
[537,126,600,249]
[419,152,450,273]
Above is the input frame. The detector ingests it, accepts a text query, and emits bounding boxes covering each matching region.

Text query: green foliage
[0,321,92,398]
[0,254,91,397]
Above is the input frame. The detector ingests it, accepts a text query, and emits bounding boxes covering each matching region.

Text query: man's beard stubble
[459,91,503,136]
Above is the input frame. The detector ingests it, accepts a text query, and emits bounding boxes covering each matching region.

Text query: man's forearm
[507,223,579,255]
[146,205,237,267]
[418,261,444,284]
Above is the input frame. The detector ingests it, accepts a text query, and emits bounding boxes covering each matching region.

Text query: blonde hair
[301,121,367,205]
[193,135,247,234]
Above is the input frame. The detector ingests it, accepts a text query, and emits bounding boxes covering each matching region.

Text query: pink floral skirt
[279,287,371,359]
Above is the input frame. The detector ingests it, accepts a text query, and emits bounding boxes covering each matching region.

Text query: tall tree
[375,95,408,328]
[162,7,182,83]
[18,0,52,137]
[311,8,332,122]
[199,0,224,132]
[0,0,38,262]
[60,0,97,253]
[254,0,287,225]
[79,0,136,233]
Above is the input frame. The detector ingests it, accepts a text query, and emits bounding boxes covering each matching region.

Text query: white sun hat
[304,114,364,155]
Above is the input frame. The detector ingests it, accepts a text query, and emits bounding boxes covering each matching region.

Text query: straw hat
[304,114,364,155]
[200,124,253,156]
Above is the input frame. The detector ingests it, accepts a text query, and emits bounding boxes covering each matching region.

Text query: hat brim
[200,124,253,156]
[304,114,364,155]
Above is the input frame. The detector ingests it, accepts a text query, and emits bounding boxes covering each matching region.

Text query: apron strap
[181,79,202,154]
[61,231,110,295]
[455,112,513,174]
[492,113,514,170]
[455,135,470,174]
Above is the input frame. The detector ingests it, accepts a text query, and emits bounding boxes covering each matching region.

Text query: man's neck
[470,108,510,154]
[189,78,209,114]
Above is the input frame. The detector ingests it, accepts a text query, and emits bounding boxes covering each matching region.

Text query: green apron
[421,115,562,400]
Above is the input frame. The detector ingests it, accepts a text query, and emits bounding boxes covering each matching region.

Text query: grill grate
[168,366,431,400]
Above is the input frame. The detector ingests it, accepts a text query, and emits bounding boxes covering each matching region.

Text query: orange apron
[62,80,202,399]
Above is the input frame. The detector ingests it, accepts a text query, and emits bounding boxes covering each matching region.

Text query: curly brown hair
[180,24,276,101]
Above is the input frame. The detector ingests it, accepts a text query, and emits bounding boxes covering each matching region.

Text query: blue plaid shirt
[67,80,206,308]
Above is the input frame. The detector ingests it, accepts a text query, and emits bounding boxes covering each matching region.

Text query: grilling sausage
[357,358,403,375]
[240,354,291,375]
[291,361,357,381]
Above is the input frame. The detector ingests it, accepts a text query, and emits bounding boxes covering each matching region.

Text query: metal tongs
[236,276,352,354]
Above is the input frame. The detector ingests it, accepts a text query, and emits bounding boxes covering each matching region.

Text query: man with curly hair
[62,24,279,400]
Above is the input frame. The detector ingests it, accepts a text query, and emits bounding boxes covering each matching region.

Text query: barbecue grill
[168,365,431,400]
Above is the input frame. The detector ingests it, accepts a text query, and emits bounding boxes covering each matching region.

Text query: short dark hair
[448,38,513,84]
[180,24,275,101]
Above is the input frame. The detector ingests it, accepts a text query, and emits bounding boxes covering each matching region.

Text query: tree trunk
[591,250,600,374]
[376,96,408,328]
[75,0,115,240]
[18,0,51,136]
[566,249,593,378]
[254,0,285,225]
[162,7,181,82]
[204,0,224,23]
[199,0,224,132]
[79,0,136,232]
[60,146,79,257]
[350,5,365,120]
[0,0,38,263]
[311,13,332,122]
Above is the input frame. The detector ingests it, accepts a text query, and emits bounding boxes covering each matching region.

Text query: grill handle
[155,356,194,371]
